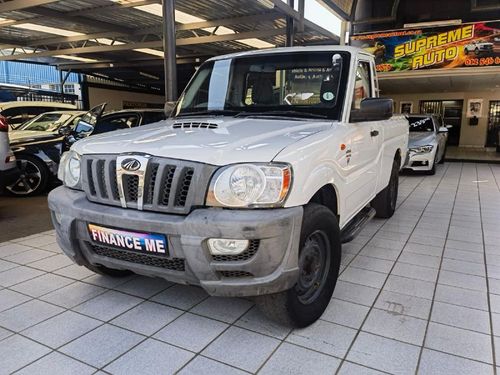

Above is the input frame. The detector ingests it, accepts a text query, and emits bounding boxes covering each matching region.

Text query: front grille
[212,240,260,262]
[82,155,216,215]
[88,242,185,271]
[219,271,254,278]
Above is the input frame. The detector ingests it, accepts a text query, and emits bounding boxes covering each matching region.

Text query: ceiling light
[55,55,99,63]
[96,38,125,45]
[13,23,84,37]
[237,38,274,49]
[133,48,164,57]
[140,71,159,80]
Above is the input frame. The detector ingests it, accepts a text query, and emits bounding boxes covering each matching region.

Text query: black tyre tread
[372,156,400,218]
[255,203,341,327]
[83,264,133,277]
[7,154,49,197]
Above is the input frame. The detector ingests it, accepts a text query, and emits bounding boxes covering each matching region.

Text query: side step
[340,206,376,244]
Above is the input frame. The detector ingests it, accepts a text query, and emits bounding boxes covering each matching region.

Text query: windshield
[408,116,435,132]
[174,51,350,120]
[18,113,73,132]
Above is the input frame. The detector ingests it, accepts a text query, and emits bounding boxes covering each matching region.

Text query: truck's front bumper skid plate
[48,186,303,297]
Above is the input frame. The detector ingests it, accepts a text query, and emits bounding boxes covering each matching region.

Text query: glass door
[419,100,463,146]
[486,101,500,148]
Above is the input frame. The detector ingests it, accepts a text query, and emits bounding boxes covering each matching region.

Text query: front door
[486,101,500,148]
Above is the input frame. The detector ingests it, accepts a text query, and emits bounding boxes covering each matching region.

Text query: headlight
[58,150,82,189]
[207,163,292,208]
[409,145,434,154]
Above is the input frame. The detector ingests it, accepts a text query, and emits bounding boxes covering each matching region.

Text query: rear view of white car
[403,114,449,175]
[0,115,19,193]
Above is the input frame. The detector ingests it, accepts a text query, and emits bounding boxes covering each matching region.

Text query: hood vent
[172,122,218,129]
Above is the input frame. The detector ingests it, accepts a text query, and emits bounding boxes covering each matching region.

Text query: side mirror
[58,125,72,136]
[73,120,94,137]
[350,98,393,122]
[438,126,448,133]
[446,124,453,129]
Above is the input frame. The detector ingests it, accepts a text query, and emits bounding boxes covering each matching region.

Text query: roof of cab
[207,45,372,61]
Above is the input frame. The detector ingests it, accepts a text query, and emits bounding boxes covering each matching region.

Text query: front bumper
[48,186,303,297]
[0,166,20,190]
[403,150,435,171]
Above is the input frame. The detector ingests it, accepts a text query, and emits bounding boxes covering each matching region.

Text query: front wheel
[255,203,341,327]
[6,155,48,196]
[371,155,400,218]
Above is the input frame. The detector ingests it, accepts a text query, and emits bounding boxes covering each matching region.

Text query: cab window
[351,61,372,110]
[93,113,140,135]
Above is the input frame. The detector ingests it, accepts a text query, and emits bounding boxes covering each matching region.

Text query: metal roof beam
[176,11,280,31]
[55,56,207,70]
[26,7,133,35]
[269,0,339,41]
[0,28,286,61]
[0,0,60,13]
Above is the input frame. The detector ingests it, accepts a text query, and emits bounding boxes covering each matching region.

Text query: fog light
[207,239,249,255]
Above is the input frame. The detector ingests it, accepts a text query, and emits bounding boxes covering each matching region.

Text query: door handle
[370,130,379,137]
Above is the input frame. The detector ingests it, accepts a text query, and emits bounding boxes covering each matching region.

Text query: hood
[73,116,333,165]
[408,132,436,147]
[9,130,59,145]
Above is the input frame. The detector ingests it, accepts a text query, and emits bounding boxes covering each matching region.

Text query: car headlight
[206,163,292,208]
[58,150,82,189]
[409,145,434,154]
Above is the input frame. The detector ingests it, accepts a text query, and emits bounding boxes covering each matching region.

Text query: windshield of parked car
[17,113,73,132]
[407,116,435,132]
[174,51,350,120]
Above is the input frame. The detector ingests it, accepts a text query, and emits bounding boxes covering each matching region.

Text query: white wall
[88,86,165,111]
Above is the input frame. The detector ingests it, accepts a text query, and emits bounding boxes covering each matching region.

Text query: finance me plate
[88,223,168,256]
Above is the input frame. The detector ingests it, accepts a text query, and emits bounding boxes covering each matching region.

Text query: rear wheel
[84,264,133,277]
[6,155,48,196]
[255,203,341,327]
[372,155,400,218]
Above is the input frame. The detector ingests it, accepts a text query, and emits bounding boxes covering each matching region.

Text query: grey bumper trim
[48,186,303,297]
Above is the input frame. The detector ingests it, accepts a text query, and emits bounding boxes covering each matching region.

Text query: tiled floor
[1,162,500,374]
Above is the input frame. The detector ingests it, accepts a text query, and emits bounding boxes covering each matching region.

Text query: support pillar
[163,0,177,101]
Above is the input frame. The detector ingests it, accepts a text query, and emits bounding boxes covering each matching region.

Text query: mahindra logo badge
[121,158,141,171]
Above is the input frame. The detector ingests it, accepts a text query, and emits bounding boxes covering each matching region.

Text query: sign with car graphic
[351,20,500,72]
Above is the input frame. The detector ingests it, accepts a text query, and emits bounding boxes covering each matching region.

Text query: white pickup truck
[49,46,408,327]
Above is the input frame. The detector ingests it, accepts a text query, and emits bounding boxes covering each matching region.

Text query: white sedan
[403,114,449,175]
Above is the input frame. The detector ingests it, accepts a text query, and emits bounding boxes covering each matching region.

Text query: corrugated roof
[0,0,342,93]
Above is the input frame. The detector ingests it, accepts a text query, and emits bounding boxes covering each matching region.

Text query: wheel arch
[308,183,339,220]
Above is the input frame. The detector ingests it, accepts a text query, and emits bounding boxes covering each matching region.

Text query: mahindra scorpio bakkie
[49,46,408,327]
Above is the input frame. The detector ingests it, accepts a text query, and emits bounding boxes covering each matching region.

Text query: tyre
[255,203,341,327]
[84,264,133,277]
[475,47,480,55]
[6,155,49,196]
[371,155,400,218]
[464,48,469,54]
[426,151,438,175]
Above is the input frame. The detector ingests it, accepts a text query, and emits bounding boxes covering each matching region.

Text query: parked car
[60,105,167,153]
[7,106,166,196]
[49,46,409,327]
[0,101,77,129]
[0,115,18,193]
[464,40,494,55]
[403,114,449,175]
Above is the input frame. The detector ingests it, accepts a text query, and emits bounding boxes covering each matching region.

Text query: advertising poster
[351,20,500,72]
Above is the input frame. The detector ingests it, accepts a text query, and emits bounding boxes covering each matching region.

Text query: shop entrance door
[486,101,500,148]
[420,100,463,146]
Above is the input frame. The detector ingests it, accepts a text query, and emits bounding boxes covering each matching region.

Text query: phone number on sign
[465,57,500,66]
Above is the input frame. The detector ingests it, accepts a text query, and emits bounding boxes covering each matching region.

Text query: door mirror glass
[73,120,94,137]
[350,98,393,122]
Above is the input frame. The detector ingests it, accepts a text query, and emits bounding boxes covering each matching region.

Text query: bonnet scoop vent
[172,122,218,129]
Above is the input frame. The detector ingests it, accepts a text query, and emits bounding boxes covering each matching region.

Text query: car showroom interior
[0,0,500,374]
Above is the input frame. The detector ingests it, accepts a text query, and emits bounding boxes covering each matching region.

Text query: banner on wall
[350,20,500,72]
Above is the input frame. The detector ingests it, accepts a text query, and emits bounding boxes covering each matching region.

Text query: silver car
[403,114,449,175]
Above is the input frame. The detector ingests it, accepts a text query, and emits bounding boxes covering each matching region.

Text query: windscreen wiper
[175,109,239,117]
[235,110,327,119]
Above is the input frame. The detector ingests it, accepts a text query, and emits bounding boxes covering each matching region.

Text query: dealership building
[344,0,500,155]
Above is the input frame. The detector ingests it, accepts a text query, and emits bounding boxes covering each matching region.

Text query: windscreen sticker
[322,92,335,101]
